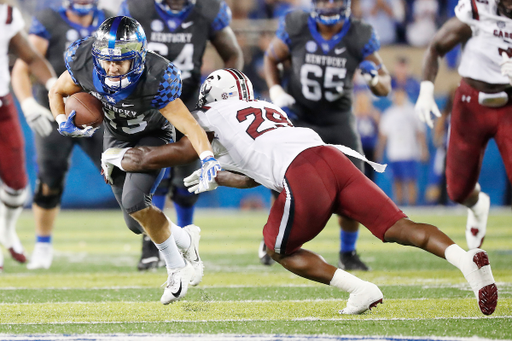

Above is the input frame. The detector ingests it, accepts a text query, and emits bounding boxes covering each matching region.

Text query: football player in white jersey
[103,69,498,315]
[415,0,512,250]
[0,3,56,272]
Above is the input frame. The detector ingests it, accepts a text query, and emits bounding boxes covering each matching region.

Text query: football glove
[269,84,296,108]
[57,111,98,138]
[359,60,379,87]
[500,52,512,85]
[415,81,441,128]
[184,154,221,194]
[21,97,55,137]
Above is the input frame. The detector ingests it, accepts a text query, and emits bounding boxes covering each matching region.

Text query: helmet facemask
[311,0,351,26]
[155,0,196,17]
[65,0,98,16]
[198,69,255,107]
[92,17,147,92]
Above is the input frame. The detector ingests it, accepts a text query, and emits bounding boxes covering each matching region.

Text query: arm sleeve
[151,63,183,109]
[361,27,381,59]
[210,1,232,34]
[28,17,51,40]
[275,15,291,48]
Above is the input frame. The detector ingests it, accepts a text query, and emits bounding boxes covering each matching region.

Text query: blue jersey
[65,37,181,141]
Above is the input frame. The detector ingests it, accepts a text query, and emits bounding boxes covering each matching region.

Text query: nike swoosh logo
[171,281,182,297]
[335,47,346,55]
[182,21,193,29]
[121,103,134,107]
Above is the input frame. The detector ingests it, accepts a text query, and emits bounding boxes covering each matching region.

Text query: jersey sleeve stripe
[470,0,479,20]
[6,5,13,24]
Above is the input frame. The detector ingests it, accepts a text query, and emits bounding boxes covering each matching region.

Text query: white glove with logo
[415,81,441,128]
[500,52,512,85]
[184,152,221,194]
[101,147,130,185]
[269,84,296,108]
[21,97,55,137]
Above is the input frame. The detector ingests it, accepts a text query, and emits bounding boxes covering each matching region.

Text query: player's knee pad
[0,185,28,208]
[33,179,63,209]
[171,186,198,207]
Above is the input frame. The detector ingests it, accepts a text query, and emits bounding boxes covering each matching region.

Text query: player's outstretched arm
[215,171,260,189]
[121,137,198,172]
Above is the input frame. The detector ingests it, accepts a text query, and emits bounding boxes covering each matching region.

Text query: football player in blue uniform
[118,0,243,271]
[263,0,392,270]
[12,0,113,270]
[48,16,220,304]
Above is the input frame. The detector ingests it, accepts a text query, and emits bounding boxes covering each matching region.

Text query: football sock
[169,220,191,251]
[444,244,465,270]
[0,203,23,251]
[340,230,358,253]
[330,268,366,293]
[36,235,52,243]
[470,192,488,217]
[155,234,186,270]
[152,195,166,211]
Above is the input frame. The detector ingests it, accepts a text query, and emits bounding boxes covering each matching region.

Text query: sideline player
[12,0,113,270]
[49,16,219,304]
[118,0,243,271]
[263,0,392,270]
[0,2,56,271]
[415,0,512,249]
[105,69,498,315]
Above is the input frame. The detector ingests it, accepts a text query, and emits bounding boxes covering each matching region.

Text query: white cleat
[466,192,490,249]
[26,243,53,270]
[182,225,204,286]
[161,260,194,305]
[461,248,498,315]
[339,281,383,315]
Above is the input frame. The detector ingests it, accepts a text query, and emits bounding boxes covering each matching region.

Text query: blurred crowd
[8,0,511,207]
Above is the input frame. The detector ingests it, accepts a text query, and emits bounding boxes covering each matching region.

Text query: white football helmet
[198,68,255,107]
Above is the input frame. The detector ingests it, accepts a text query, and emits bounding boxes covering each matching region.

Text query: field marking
[0,334,509,341]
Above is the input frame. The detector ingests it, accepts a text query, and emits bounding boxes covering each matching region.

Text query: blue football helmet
[155,0,196,17]
[92,16,147,92]
[311,0,351,26]
[64,0,98,16]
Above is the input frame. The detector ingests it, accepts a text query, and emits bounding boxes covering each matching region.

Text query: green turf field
[0,208,511,339]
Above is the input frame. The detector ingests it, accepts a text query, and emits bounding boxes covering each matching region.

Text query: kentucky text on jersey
[305,54,347,68]
[150,32,193,43]
[103,102,138,117]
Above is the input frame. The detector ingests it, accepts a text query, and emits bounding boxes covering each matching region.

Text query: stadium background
[11,0,511,209]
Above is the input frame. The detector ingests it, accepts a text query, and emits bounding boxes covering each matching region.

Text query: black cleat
[137,235,164,271]
[338,250,370,271]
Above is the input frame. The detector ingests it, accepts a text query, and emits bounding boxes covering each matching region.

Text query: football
[65,92,104,128]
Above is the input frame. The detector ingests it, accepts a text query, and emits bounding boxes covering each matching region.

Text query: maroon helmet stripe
[227,68,250,100]
[224,68,243,100]
[6,6,13,24]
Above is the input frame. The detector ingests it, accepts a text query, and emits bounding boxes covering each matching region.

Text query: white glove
[101,147,130,185]
[183,152,221,194]
[21,97,55,137]
[415,81,441,128]
[183,169,202,194]
[269,84,296,108]
[500,52,512,85]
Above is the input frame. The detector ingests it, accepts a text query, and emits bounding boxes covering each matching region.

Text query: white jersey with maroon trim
[192,99,325,192]
[455,0,512,84]
[0,4,24,97]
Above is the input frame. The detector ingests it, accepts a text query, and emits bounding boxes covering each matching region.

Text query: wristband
[199,151,214,160]
[45,77,57,92]
[56,114,67,125]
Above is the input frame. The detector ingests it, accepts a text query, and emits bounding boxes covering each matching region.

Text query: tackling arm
[211,27,244,69]
[121,137,198,172]
[215,171,260,189]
